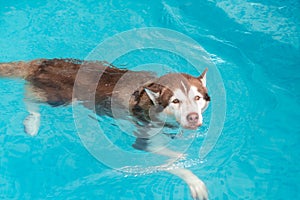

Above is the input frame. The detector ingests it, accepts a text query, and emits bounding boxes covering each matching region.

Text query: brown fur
[131,82,174,121]
[150,73,209,101]
[0,59,161,118]
[0,58,210,199]
[0,58,209,118]
[0,60,38,78]
[181,74,210,101]
[0,59,129,107]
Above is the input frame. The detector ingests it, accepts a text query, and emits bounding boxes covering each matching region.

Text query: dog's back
[0,59,125,106]
[0,59,156,112]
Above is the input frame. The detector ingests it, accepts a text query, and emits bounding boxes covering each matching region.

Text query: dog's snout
[186,112,199,124]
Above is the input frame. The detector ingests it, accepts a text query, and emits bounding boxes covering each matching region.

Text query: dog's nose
[186,112,199,124]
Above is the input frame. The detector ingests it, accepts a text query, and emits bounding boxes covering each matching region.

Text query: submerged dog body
[0,59,210,200]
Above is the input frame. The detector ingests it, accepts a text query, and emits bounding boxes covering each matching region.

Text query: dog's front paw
[167,168,208,200]
[187,177,208,200]
[23,113,40,136]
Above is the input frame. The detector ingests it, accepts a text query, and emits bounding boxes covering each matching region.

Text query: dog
[0,58,210,200]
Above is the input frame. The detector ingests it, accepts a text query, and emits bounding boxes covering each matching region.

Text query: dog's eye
[172,99,180,104]
[194,96,201,101]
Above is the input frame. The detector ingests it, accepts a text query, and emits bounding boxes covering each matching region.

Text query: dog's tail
[0,61,33,79]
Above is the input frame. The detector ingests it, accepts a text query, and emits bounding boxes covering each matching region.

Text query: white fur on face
[163,85,209,129]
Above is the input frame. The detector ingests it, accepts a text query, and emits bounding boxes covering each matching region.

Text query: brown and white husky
[0,58,210,200]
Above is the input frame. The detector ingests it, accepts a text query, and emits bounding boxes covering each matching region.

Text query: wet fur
[0,58,209,200]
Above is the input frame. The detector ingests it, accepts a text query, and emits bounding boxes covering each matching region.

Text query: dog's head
[134,69,210,130]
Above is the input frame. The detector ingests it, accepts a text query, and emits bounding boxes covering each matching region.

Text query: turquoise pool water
[0,0,299,199]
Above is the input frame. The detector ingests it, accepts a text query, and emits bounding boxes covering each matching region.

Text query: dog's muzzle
[185,112,202,129]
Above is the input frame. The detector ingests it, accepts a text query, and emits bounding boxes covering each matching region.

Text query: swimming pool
[0,0,299,199]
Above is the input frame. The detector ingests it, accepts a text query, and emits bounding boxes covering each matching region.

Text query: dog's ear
[144,88,160,105]
[144,83,173,108]
[198,68,208,87]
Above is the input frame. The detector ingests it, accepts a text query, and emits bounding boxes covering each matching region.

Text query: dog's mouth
[182,123,202,130]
